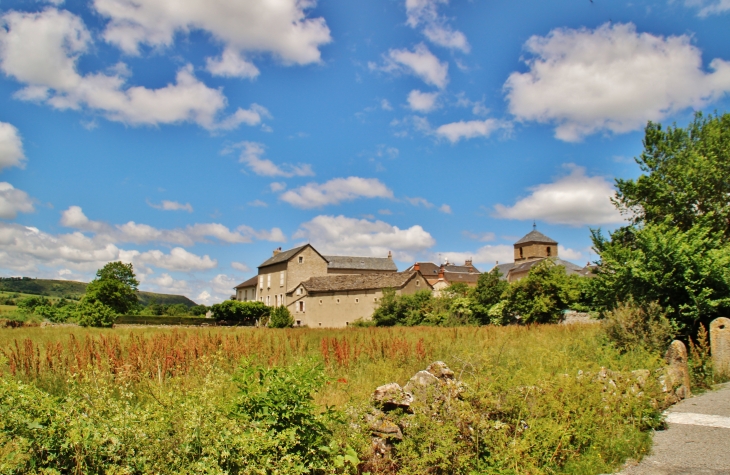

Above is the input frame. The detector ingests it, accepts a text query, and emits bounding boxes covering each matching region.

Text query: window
[346,322,349,326]
[416,280,420,286]
[519,247,524,258]
[297,287,302,296]
[547,246,552,257]
[298,256,303,264]
[296,320,301,326]
[266,295,270,306]
[275,294,279,306]
[298,301,305,312]
[280,294,283,306]
[374,297,378,302]
[318,322,322,326]
[267,274,271,288]
[336,298,340,304]
[259,276,263,289]
[280,271,284,286]
[319,299,323,305]
[355,298,359,303]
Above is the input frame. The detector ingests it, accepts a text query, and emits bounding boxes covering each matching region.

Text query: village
[232,226,596,327]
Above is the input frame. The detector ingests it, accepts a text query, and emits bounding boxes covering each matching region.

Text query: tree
[268,305,294,328]
[471,268,509,324]
[614,112,730,240]
[74,298,117,327]
[210,300,267,324]
[85,262,139,315]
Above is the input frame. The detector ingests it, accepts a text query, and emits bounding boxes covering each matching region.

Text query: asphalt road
[617,382,730,475]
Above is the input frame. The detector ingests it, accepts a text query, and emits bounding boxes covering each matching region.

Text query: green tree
[502,260,581,324]
[471,268,509,324]
[85,262,139,314]
[74,298,117,327]
[268,305,294,328]
[210,300,267,324]
[614,112,730,239]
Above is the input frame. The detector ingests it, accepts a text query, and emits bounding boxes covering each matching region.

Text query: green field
[0,324,670,474]
[0,277,197,306]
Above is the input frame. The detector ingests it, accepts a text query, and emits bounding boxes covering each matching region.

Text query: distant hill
[0,277,197,307]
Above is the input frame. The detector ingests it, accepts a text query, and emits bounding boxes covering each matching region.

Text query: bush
[74,298,117,327]
[210,300,268,324]
[602,301,677,353]
[16,295,49,313]
[268,305,294,328]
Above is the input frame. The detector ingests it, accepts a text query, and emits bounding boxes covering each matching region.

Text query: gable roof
[258,244,325,268]
[324,255,397,272]
[234,275,258,289]
[494,263,515,281]
[515,229,558,245]
[298,271,428,293]
[508,257,583,276]
[407,262,481,275]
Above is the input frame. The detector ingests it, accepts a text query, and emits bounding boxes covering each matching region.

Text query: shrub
[74,298,117,327]
[16,295,49,313]
[210,300,268,324]
[602,301,676,353]
[269,305,294,328]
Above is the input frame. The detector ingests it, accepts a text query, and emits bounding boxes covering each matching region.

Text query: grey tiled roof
[442,272,480,284]
[234,275,258,289]
[515,229,558,245]
[493,263,515,280]
[258,245,310,268]
[407,262,481,275]
[324,255,398,272]
[300,271,424,293]
[509,258,583,276]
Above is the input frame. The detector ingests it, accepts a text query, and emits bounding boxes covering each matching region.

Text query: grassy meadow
[0,324,667,474]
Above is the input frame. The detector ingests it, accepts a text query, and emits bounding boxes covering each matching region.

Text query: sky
[0,0,729,305]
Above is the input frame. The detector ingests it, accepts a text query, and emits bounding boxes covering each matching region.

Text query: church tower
[513,223,558,262]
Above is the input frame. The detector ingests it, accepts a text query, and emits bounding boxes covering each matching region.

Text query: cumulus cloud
[293,215,435,261]
[438,204,452,214]
[0,8,267,130]
[0,122,26,171]
[431,245,514,267]
[148,273,191,293]
[558,245,584,261]
[462,231,496,242]
[129,247,217,271]
[405,0,469,52]
[373,44,449,89]
[0,182,35,219]
[504,23,730,142]
[434,118,508,143]
[280,177,394,209]
[407,89,439,112]
[234,141,314,177]
[205,48,260,79]
[492,165,624,226]
[270,182,287,192]
[148,200,193,212]
[684,0,730,16]
[231,261,250,272]
[93,0,331,64]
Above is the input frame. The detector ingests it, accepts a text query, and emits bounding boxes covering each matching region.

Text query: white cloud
[462,231,496,242]
[406,196,434,208]
[280,177,394,209]
[405,0,469,52]
[209,274,238,297]
[293,214,435,261]
[492,165,624,226]
[131,247,217,271]
[381,99,393,111]
[237,225,287,242]
[270,182,287,192]
[504,23,730,142]
[437,118,509,143]
[148,200,193,212]
[231,261,250,272]
[407,89,439,112]
[93,0,331,64]
[0,182,35,219]
[684,0,730,16]
[196,290,213,305]
[431,244,514,267]
[0,122,26,171]
[235,141,314,177]
[205,48,260,79]
[0,9,266,130]
[438,204,452,214]
[558,245,584,261]
[374,44,449,89]
[248,199,268,207]
[148,273,190,293]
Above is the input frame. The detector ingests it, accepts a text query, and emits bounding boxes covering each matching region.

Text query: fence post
[710,317,730,378]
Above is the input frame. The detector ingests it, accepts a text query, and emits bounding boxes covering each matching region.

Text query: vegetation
[210,300,268,324]
[1,324,669,474]
[269,305,295,328]
[84,262,140,315]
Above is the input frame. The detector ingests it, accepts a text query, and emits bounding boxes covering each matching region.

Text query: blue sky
[0,0,729,304]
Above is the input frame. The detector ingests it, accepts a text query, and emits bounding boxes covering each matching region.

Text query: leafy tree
[17,295,50,313]
[614,112,730,239]
[210,300,267,324]
[591,220,730,332]
[268,305,294,328]
[189,305,208,316]
[74,298,117,327]
[372,289,436,326]
[85,262,139,315]
[502,260,582,324]
[471,268,509,324]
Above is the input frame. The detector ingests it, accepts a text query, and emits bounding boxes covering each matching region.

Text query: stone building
[494,225,591,283]
[233,276,258,301]
[288,271,432,328]
[404,260,481,295]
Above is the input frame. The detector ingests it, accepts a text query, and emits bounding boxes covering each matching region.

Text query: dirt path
[617,382,730,474]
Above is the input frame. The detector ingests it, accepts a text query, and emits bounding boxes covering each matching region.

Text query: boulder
[426,361,455,380]
[710,317,730,379]
[366,410,403,440]
[662,340,691,401]
[373,382,413,410]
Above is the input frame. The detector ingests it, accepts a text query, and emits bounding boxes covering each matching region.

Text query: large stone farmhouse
[403,260,481,294]
[233,244,431,328]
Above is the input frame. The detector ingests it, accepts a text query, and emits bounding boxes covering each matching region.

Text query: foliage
[591,220,730,332]
[471,267,509,324]
[614,112,730,239]
[268,305,294,328]
[372,289,437,326]
[210,300,268,324]
[189,304,208,316]
[501,260,582,324]
[16,295,49,313]
[688,324,717,390]
[74,298,117,327]
[602,301,677,353]
[85,262,140,315]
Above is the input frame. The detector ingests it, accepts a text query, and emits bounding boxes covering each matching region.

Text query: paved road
[617,382,730,475]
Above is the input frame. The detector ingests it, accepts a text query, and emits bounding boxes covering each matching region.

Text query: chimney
[273,247,282,256]
[387,251,392,259]
[465,258,473,267]
[414,262,420,272]
[438,264,445,280]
